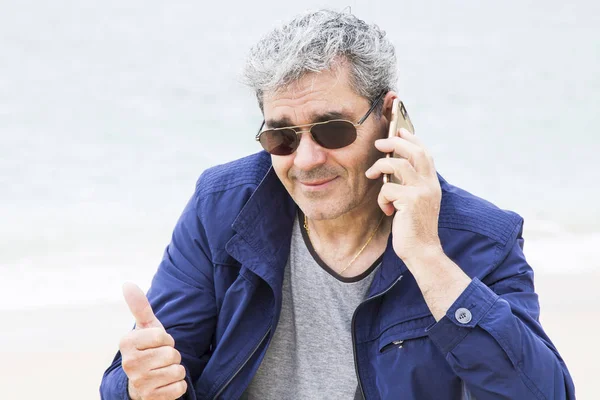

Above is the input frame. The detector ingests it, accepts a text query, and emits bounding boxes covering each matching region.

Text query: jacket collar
[226,166,296,293]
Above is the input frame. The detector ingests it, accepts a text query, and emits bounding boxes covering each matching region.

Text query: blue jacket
[100,151,575,399]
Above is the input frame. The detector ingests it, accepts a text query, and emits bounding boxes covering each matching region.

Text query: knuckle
[171,348,182,365]
[154,334,164,349]
[132,377,151,398]
[176,379,188,396]
[383,182,397,193]
[176,364,187,380]
[380,183,394,200]
[152,329,166,347]
[167,363,181,379]
[166,333,175,346]
[378,185,388,200]
[396,158,410,172]
[119,332,135,351]
[156,329,173,346]
[132,330,150,349]
[153,346,167,365]
[165,380,188,398]
[127,374,139,388]
[121,355,137,374]
[136,387,146,399]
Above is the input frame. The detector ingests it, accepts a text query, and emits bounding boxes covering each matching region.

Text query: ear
[381,91,399,123]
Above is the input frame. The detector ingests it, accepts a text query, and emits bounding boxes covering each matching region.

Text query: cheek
[347,139,383,173]
[341,141,384,191]
[353,125,386,159]
[271,155,293,184]
[330,152,373,191]
[362,139,386,172]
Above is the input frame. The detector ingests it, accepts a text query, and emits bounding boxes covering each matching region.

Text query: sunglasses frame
[255,90,387,154]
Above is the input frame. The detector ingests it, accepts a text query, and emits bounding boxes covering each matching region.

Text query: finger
[374,135,433,176]
[152,379,188,400]
[131,365,187,400]
[149,346,182,371]
[366,157,420,185]
[393,199,409,215]
[123,282,163,329]
[398,127,425,147]
[148,364,187,391]
[133,327,176,350]
[136,346,182,371]
[377,183,407,216]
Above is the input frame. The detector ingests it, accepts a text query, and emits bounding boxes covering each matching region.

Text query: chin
[297,197,355,221]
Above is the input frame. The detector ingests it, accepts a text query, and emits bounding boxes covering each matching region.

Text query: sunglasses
[255,91,386,156]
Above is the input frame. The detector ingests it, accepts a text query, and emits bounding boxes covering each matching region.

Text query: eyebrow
[266,111,354,129]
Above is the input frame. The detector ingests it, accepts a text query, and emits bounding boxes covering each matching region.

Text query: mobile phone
[383,99,415,184]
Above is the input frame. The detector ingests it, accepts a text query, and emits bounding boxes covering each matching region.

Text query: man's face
[262,66,388,221]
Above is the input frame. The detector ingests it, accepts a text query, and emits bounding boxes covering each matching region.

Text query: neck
[303,202,392,262]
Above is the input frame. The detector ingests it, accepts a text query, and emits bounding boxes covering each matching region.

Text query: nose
[292,130,327,171]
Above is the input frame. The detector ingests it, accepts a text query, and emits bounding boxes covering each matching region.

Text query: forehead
[262,66,367,126]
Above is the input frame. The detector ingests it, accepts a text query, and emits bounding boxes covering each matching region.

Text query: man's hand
[366,127,471,320]
[119,282,188,400]
[365,127,443,262]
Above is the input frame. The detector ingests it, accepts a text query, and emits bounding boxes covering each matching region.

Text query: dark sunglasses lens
[259,129,298,155]
[310,121,357,149]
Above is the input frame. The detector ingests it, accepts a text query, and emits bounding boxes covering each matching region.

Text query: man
[100,9,575,400]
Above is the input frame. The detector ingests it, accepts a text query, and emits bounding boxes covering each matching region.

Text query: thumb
[122,282,163,329]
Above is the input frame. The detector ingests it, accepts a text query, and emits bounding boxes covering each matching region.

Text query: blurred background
[1,0,598,398]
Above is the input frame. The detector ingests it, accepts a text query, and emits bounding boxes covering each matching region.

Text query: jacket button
[455,308,472,324]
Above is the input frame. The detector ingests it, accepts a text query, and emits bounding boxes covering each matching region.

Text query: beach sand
[1,272,597,399]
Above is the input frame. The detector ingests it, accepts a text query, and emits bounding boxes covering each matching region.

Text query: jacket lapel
[225,166,296,308]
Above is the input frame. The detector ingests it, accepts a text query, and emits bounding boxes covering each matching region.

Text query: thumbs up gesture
[119,283,188,400]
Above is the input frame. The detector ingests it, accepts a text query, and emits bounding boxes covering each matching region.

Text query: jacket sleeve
[425,223,576,399]
[100,189,217,400]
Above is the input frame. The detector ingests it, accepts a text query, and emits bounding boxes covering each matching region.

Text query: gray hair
[242,9,397,114]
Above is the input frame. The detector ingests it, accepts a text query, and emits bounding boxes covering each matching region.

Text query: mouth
[298,177,338,190]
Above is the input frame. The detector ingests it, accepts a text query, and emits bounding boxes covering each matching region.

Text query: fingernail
[399,128,410,136]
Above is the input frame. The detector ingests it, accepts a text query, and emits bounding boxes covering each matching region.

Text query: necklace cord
[303,213,385,276]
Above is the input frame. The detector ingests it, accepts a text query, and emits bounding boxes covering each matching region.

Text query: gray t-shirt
[243,213,381,399]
